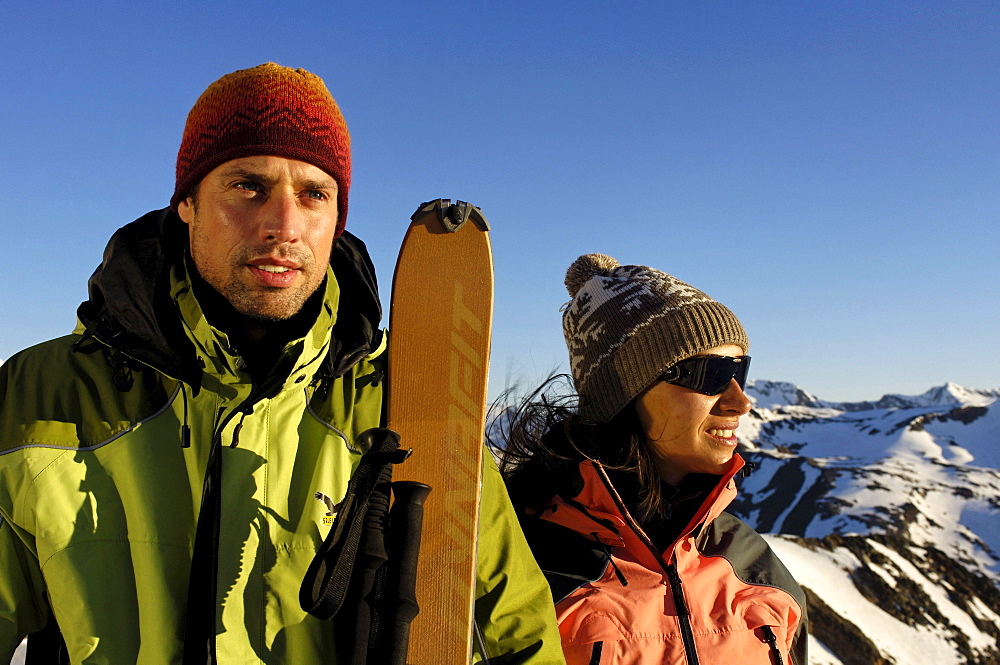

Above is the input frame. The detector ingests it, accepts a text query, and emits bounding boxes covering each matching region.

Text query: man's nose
[261,190,302,243]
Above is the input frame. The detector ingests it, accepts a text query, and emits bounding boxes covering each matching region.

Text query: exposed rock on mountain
[732,381,1000,664]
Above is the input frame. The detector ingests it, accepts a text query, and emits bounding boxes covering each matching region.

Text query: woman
[496,254,808,665]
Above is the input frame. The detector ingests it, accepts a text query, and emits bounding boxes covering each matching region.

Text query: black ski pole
[300,428,409,664]
[341,463,393,665]
[372,479,432,665]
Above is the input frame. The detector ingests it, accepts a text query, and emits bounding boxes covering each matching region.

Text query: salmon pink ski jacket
[523,457,808,665]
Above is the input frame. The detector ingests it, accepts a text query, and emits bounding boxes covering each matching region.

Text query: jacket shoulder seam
[1,383,181,456]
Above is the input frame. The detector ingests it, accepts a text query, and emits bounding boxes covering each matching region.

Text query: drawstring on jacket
[108,350,134,392]
[590,533,628,587]
[73,315,135,393]
[180,383,192,448]
[311,365,335,402]
[230,411,249,448]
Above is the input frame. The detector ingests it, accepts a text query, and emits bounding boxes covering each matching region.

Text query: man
[0,64,564,664]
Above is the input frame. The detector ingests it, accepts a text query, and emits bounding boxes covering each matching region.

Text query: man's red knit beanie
[171,63,351,237]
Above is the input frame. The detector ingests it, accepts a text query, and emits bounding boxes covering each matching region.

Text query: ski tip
[411,199,491,233]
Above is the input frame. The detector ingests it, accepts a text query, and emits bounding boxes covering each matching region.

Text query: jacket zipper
[591,464,701,665]
[665,562,700,665]
[182,399,256,665]
[182,343,302,663]
[182,428,226,665]
[588,641,603,665]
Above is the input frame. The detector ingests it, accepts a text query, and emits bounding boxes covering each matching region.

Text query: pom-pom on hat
[562,253,749,424]
[171,63,351,237]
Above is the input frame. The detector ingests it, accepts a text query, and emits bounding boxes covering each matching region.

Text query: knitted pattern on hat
[171,63,351,236]
[562,253,749,424]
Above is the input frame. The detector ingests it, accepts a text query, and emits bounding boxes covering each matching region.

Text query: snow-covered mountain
[731,380,1000,664]
[749,379,1000,413]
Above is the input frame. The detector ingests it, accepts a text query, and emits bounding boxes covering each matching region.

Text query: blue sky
[1,1,998,402]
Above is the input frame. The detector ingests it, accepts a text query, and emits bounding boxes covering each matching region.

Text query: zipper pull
[759,625,784,665]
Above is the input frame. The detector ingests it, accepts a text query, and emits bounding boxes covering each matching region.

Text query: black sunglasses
[660,355,750,396]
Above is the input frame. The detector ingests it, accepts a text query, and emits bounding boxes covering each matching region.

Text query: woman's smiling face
[635,344,752,485]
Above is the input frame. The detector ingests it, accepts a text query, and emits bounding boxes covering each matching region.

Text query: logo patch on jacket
[314,492,340,525]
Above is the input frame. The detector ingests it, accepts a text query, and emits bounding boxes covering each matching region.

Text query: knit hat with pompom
[562,253,748,424]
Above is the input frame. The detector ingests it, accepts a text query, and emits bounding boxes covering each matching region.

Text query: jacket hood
[76,208,382,387]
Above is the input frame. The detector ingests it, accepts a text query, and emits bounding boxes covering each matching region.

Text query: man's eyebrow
[217,167,267,182]
[214,168,336,190]
[301,177,338,190]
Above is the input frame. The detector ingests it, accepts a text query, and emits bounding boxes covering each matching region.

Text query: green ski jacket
[0,209,564,664]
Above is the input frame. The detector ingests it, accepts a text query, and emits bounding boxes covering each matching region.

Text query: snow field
[807,636,845,665]
[867,540,996,656]
[762,535,969,665]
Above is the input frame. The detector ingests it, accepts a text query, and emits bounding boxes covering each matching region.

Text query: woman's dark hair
[490,374,668,523]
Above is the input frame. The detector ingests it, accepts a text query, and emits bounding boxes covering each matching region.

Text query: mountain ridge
[747,379,1000,412]
[732,379,1000,664]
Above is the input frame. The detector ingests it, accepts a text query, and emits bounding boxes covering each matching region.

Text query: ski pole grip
[299,428,404,620]
[382,480,432,665]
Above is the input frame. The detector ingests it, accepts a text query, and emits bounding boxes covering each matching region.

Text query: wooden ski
[387,199,494,664]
